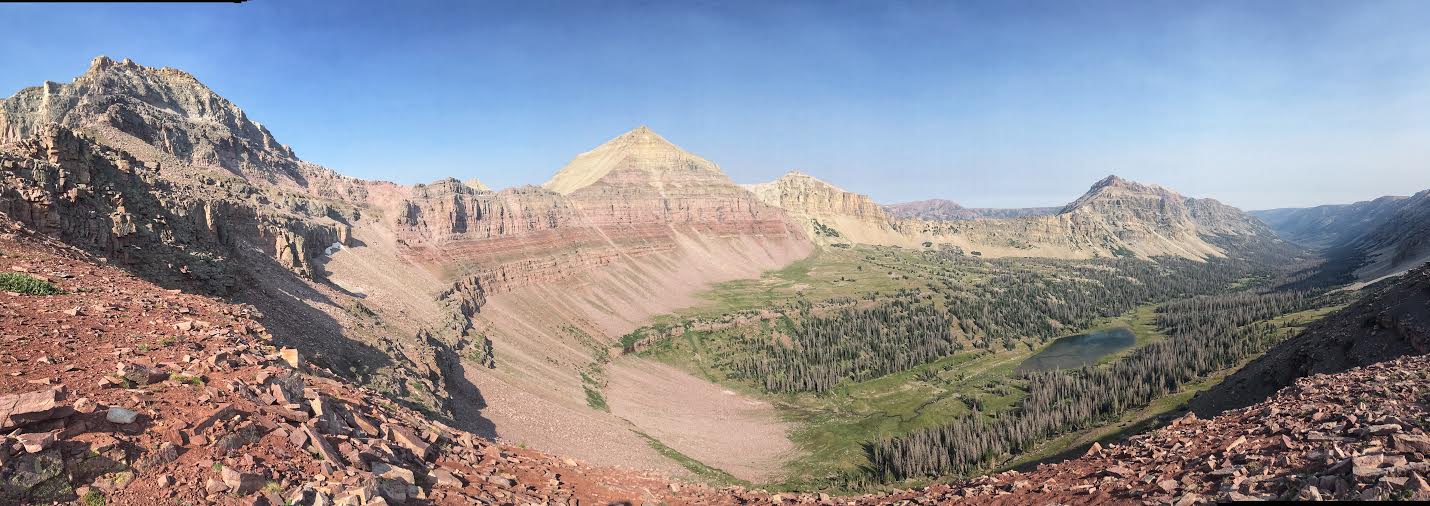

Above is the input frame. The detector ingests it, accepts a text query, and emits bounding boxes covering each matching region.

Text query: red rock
[1224,436,1246,452]
[390,425,431,461]
[1392,434,1430,454]
[303,423,345,466]
[431,468,464,488]
[16,431,56,453]
[222,466,264,495]
[0,388,69,430]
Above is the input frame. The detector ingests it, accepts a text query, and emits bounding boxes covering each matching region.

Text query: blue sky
[2,0,1428,209]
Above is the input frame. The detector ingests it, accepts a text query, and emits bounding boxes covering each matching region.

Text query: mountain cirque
[3,217,1429,505]
[0,55,1419,504]
[0,56,812,481]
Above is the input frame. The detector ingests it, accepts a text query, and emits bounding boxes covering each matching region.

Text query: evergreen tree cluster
[864,290,1319,481]
[726,255,1263,395]
[728,294,958,393]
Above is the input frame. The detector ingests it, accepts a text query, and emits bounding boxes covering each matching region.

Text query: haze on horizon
[1,0,1427,210]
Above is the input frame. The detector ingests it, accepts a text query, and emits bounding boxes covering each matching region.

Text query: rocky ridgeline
[0,56,299,186]
[745,171,897,244]
[914,175,1275,259]
[0,124,353,291]
[754,172,1285,260]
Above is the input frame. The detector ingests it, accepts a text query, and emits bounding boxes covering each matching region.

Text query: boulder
[117,363,168,386]
[0,388,70,431]
[16,431,56,453]
[0,447,72,503]
[105,407,139,424]
[1392,433,1430,454]
[280,348,300,368]
[221,467,264,495]
[389,426,431,461]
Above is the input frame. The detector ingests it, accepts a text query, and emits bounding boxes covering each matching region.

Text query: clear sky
[2,0,1428,209]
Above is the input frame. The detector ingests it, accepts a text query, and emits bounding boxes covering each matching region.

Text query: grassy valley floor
[598,244,1344,492]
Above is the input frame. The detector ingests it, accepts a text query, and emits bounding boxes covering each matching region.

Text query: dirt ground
[606,357,796,483]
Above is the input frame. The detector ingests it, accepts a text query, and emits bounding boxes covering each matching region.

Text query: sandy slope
[606,358,795,482]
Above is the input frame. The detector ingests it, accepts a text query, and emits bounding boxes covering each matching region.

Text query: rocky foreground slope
[0,222,750,505]
[4,220,1428,504]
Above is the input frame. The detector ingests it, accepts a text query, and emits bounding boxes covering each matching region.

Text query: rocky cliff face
[0,125,351,291]
[0,56,317,187]
[750,172,1286,261]
[393,129,809,295]
[743,171,900,244]
[1041,175,1273,258]
[0,59,477,424]
[746,171,890,222]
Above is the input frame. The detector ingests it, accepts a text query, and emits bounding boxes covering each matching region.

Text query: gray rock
[106,407,139,424]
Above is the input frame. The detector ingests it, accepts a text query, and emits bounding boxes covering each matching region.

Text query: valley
[598,239,1347,491]
[0,50,1427,505]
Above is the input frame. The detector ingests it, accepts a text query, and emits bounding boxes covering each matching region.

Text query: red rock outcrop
[390,128,809,296]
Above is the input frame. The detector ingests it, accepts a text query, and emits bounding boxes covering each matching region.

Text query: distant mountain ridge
[1252,195,1411,249]
[1253,191,1430,282]
[751,172,1289,261]
[882,198,1059,221]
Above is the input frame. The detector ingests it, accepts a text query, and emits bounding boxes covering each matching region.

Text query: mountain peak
[1061,175,1177,214]
[1,56,303,184]
[88,55,115,72]
[605,124,676,148]
[543,126,723,194]
[1091,174,1130,189]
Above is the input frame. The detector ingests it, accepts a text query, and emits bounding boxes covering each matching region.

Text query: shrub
[0,272,61,295]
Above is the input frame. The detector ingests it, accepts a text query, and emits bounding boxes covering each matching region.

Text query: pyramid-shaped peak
[606,125,676,146]
[543,126,723,194]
